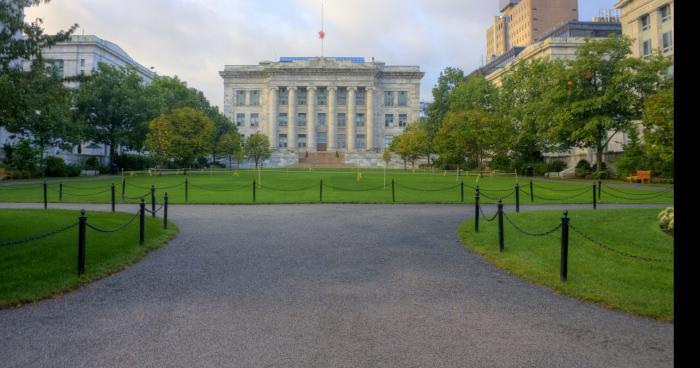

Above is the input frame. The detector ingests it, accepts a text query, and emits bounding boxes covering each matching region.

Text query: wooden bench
[627,170,651,184]
[0,168,15,181]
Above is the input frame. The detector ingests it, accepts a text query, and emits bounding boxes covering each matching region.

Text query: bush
[533,162,548,176]
[44,156,67,177]
[657,207,674,233]
[113,154,154,171]
[545,160,567,173]
[575,160,591,178]
[490,153,512,171]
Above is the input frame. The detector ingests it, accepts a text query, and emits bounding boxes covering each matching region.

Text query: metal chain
[603,184,674,196]
[189,182,250,191]
[123,190,152,200]
[324,184,386,192]
[0,222,78,247]
[532,182,592,192]
[531,187,590,201]
[257,183,317,192]
[49,187,112,197]
[86,210,141,233]
[480,190,514,201]
[600,187,674,200]
[569,223,673,263]
[503,212,562,237]
[394,182,460,192]
[478,205,499,222]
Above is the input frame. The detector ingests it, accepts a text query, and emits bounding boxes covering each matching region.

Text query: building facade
[614,0,673,58]
[220,57,423,153]
[486,0,579,62]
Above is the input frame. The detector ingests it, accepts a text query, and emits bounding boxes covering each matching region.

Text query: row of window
[234,88,410,107]
[278,134,368,149]
[640,4,672,31]
[642,31,673,56]
[235,113,409,129]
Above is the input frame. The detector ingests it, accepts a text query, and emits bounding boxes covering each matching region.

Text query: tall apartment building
[614,0,673,58]
[486,0,579,62]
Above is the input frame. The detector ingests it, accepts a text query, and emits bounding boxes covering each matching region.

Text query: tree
[144,107,214,168]
[448,75,499,113]
[244,133,270,169]
[217,131,242,168]
[424,67,466,165]
[74,63,150,166]
[641,83,673,168]
[544,35,672,172]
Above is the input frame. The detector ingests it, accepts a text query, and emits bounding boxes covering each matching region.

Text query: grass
[0,168,674,205]
[0,209,178,308]
[458,208,674,322]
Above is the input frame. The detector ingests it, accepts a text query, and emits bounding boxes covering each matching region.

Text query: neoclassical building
[219,57,423,153]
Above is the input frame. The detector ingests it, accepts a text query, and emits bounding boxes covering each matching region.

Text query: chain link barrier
[532,182,592,192]
[189,182,250,192]
[85,210,141,233]
[479,190,515,201]
[256,183,318,192]
[601,186,674,200]
[503,212,562,237]
[526,187,590,201]
[569,223,673,263]
[324,183,386,192]
[394,182,460,192]
[478,205,499,222]
[0,222,78,247]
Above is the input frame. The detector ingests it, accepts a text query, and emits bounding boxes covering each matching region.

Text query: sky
[26,0,617,108]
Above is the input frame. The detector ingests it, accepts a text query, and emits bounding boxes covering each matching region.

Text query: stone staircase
[293,152,357,168]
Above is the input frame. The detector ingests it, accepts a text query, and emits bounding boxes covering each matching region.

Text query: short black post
[320,179,323,203]
[497,199,504,252]
[43,180,47,209]
[111,183,115,212]
[560,210,570,282]
[253,180,256,202]
[185,178,189,202]
[592,182,597,209]
[529,179,534,202]
[163,193,168,229]
[391,179,395,202]
[150,185,156,218]
[139,198,145,245]
[515,183,520,213]
[460,180,464,202]
[59,183,63,202]
[474,187,480,232]
[121,177,126,201]
[77,209,87,276]
[598,179,602,201]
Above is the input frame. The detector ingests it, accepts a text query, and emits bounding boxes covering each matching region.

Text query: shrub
[533,162,548,176]
[113,154,154,171]
[545,160,567,173]
[657,207,674,233]
[44,156,67,177]
[575,160,591,178]
[490,153,512,171]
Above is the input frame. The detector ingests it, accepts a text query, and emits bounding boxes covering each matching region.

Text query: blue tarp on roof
[279,57,365,63]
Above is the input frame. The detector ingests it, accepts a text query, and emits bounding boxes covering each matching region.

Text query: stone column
[287,87,296,151]
[327,87,336,151]
[268,87,278,149]
[347,87,356,152]
[366,87,374,152]
[307,86,316,152]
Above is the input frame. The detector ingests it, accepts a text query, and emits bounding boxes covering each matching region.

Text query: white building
[1,34,156,164]
[220,57,423,163]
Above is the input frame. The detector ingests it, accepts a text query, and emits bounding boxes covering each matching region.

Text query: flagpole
[321,3,324,57]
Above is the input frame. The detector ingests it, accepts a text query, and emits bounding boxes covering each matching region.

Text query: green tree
[641,83,673,168]
[544,35,672,172]
[217,131,242,168]
[144,107,214,168]
[424,67,466,165]
[448,75,499,113]
[244,133,270,169]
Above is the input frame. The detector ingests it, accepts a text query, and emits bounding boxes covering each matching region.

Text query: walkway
[0,203,673,367]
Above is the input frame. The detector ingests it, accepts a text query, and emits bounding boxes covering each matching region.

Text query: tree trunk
[596,147,604,173]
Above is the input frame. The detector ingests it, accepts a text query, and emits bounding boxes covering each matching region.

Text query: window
[662,31,673,52]
[384,114,394,128]
[317,113,327,126]
[240,134,246,147]
[336,134,347,149]
[384,135,393,148]
[660,5,671,22]
[356,88,366,105]
[297,88,307,105]
[278,113,288,127]
[250,113,259,128]
[279,88,288,105]
[642,39,652,57]
[48,59,64,77]
[297,113,307,127]
[384,91,394,107]
[317,88,327,105]
[235,90,246,106]
[337,88,347,105]
[356,113,365,128]
[297,134,307,148]
[640,14,650,31]
[250,90,260,105]
[236,113,245,127]
[399,114,408,127]
[356,134,366,149]
[278,134,288,148]
[397,91,408,106]
[337,113,346,128]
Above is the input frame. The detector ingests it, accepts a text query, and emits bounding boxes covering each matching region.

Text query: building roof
[57,35,155,79]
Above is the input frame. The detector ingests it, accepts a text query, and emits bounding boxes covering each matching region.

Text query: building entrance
[317,132,327,152]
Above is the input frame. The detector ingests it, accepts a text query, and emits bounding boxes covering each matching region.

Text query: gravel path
[0,203,673,367]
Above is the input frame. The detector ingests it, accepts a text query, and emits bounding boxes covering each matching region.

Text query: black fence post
[150,185,156,218]
[43,180,47,209]
[475,187,480,232]
[529,179,534,202]
[460,180,464,202]
[78,209,87,276]
[320,179,323,203]
[392,179,395,202]
[185,178,189,202]
[111,183,115,212]
[139,198,145,245]
[498,199,504,252]
[515,183,520,213]
[253,180,256,202]
[598,179,602,201]
[592,182,597,209]
[560,210,570,282]
[163,193,168,229]
[59,182,63,202]
[121,176,126,201]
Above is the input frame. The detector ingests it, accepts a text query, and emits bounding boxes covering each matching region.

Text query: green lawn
[0,168,674,205]
[0,209,178,307]
[459,208,674,322]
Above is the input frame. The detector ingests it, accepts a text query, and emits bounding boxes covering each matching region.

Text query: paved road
[0,203,673,367]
